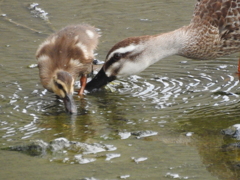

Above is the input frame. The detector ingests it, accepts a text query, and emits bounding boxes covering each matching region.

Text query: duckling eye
[56,83,63,90]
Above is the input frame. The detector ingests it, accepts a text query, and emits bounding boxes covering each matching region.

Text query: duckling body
[36,24,99,113]
[86,0,240,90]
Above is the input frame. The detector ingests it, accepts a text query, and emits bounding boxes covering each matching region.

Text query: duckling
[36,24,99,113]
[86,0,240,91]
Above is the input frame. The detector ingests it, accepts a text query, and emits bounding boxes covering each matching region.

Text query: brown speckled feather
[182,0,240,59]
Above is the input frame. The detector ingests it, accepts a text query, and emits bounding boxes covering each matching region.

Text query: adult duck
[86,0,240,91]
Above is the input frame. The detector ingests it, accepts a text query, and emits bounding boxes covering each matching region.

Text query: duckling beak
[86,68,116,91]
[63,93,77,114]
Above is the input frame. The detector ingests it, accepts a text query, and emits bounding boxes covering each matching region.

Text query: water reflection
[178,111,240,180]
[1,0,240,179]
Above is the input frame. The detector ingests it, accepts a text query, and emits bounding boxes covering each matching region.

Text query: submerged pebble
[222,142,240,151]
[222,124,240,140]
[131,130,158,139]
[4,139,48,156]
[5,137,117,164]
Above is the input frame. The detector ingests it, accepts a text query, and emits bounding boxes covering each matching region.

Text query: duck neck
[143,27,188,66]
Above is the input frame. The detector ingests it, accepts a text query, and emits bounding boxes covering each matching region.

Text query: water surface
[1,0,240,179]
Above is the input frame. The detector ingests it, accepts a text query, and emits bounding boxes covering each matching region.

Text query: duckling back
[36,24,99,91]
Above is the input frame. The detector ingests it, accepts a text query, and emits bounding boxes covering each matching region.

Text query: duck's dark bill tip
[86,68,116,92]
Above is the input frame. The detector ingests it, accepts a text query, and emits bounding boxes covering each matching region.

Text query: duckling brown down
[36,24,99,113]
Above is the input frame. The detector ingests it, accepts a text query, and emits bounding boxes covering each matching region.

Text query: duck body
[36,24,99,113]
[181,0,240,59]
[86,0,240,91]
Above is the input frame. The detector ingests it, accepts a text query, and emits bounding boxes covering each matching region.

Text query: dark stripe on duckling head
[55,71,73,93]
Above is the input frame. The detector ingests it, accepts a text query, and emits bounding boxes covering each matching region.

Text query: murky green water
[1,0,240,179]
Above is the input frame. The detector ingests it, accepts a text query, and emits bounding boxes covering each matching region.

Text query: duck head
[86,36,151,91]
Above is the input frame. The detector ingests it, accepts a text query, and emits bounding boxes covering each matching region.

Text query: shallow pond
[1,0,240,179]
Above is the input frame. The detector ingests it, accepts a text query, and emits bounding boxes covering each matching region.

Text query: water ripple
[114,59,240,112]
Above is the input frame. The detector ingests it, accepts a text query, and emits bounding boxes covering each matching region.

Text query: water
[1,0,240,179]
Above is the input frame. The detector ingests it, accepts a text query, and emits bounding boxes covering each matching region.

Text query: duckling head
[52,70,77,114]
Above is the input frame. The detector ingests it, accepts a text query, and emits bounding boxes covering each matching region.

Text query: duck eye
[113,53,122,61]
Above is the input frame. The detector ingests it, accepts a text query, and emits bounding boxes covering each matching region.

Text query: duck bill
[63,94,77,114]
[86,68,116,91]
